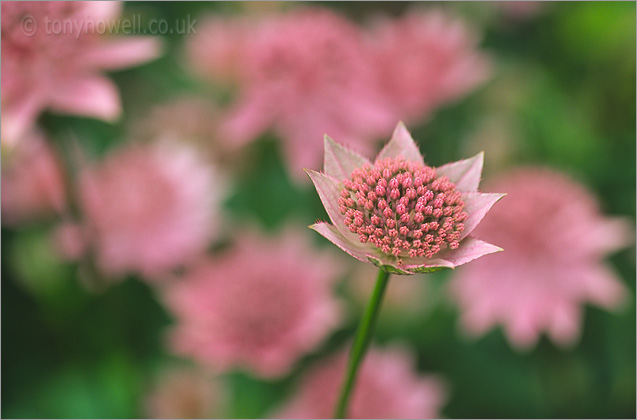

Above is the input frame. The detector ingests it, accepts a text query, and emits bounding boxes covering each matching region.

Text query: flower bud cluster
[338,157,467,263]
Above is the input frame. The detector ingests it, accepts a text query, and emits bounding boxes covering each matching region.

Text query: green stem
[334,267,391,419]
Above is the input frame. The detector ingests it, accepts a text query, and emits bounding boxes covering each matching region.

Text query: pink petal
[578,264,628,309]
[82,1,122,22]
[436,152,484,192]
[376,122,424,164]
[82,38,163,71]
[546,300,581,348]
[436,237,502,267]
[399,256,455,274]
[310,222,373,263]
[220,90,277,148]
[460,192,506,240]
[323,135,371,181]
[305,170,354,239]
[588,217,634,255]
[1,92,43,147]
[49,75,121,121]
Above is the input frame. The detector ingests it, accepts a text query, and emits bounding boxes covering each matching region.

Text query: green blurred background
[2,2,635,418]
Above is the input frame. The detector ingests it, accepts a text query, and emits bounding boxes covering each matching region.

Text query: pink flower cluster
[308,122,504,274]
[450,167,631,349]
[368,9,491,122]
[163,228,343,378]
[144,366,222,419]
[339,157,468,260]
[76,141,221,280]
[1,131,66,225]
[274,345,446,419]
[1,1,161,146]
[187,8,490,180]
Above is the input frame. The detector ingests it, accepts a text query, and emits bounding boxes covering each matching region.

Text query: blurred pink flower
[274,345,446,419]
[368,9,491,123]
[450,167,631,349]
[163,228,343,378]
[307,122,504,274]
[1,130,66,225]
[144,365,223,419]
[1,1,161,146]
[188,9,395,180]
[78,140,221,279]
[186,16,252,86]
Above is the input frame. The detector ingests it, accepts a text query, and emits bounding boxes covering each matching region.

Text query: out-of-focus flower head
[144,365,223,419]
[368,9,491,124]
[274,344,446,419]
[307,122,504,275]
[1,130,66,225]
[1,1,161,146]
[450,167,631,349]
[163,227,343,378]
[188,8,395,180]
[77,140,221,280]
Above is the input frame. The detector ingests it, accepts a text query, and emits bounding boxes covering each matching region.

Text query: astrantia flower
[188,8,395,180]
[144,366,223,419]
[307,122,504,274]
[273,345,446,419]
[449,167,631,349]
[368,10,490,123]
[78,140,221,280]
[1,1,161,146]
[1,130,66,225]
[163,228,343,378]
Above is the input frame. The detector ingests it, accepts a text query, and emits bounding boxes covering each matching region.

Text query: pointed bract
[377,122,424,164]
[311,222,373,263]
[323,135,371,181]
[436,152,484,192]
[460,192,506,240]
[436,237,502,266]
[305,170,352,238]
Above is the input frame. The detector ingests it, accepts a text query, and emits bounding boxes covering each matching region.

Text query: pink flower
[368,10,490,123]
[307,122,504,275]
[1,130,66,225]
[163,228,343,378]
[78,140,221,279]
[144,365,223,419]
[186,16,252,86]
[1,1,161,146]
[449,167,631,349]
[273,345,446,419]
[188,9,395,180]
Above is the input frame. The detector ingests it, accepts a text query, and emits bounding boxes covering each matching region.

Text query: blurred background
[2,1,635,418]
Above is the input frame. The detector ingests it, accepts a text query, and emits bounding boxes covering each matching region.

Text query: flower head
[78,140,221,280]
[144,366,222,419]
[273,345,446,419]
[1,130,66,225]
[1,1,161,146]
[450,167,631,349]
[368,9,490,123]
[188,8,395,180]
[163,228,343,378]
[307,122,504,274]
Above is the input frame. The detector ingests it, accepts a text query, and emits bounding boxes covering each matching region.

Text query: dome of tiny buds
[338,157,467,264]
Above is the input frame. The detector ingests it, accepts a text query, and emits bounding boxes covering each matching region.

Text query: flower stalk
[334,268,391,418]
